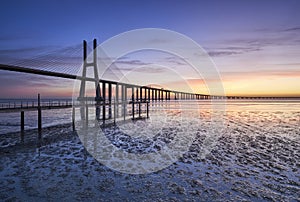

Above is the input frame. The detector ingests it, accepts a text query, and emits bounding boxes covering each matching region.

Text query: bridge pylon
[78,39,102,120]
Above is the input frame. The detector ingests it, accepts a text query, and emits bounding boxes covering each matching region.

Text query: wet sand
[0,109,299,201]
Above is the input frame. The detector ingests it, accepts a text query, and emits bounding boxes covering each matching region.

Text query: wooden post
[21,111,24,142]
[146,102,149,118]
[72,106,75,131]
[85,100,88,127]
[21,111,24,131]
[38,94,42,133]
[138,102,141,118]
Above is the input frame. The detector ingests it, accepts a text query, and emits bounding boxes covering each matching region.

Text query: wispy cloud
[163,56,187,66]
[114,59,150,66]
[207,46,261,57]
[206,25,300,59]
[283,26,300,32]
[116,66,166,74]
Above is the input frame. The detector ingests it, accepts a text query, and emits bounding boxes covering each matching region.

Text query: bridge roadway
[1,63,297,101]
[0,63,210,101]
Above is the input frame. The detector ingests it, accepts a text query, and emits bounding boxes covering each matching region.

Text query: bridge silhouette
[1,39,293,102]
[0,39,296,138]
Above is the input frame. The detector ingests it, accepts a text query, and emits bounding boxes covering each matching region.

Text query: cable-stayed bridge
[0,39,297,137]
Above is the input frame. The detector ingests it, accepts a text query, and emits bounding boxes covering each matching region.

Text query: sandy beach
[0,107,299,201]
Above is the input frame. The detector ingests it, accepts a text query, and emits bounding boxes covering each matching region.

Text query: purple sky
[0,0,299,98]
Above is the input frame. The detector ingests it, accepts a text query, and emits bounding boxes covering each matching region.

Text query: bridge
[0,39,297,138]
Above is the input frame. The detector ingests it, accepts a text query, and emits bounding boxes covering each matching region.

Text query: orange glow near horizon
[1,71,299,98]
[222,77,300,97]
[161,73,300,97]
[12,77,300,98]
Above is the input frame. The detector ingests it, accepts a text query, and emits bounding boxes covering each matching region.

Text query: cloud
[205,26,300,58]
[114,59,150,66]
[117,66,166,74]
[163,56,187,66]
[207,46,261,57]
[207,25,300,59]
[283,27,300,32]
[208,50,242,57]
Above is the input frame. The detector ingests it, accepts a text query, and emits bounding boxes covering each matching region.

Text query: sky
[0,0,299,98]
